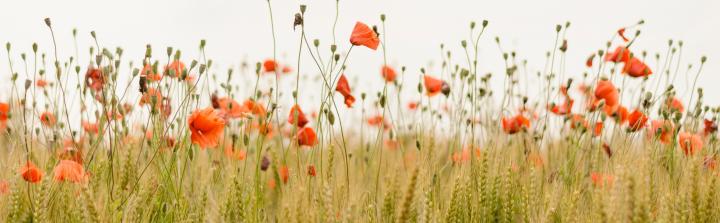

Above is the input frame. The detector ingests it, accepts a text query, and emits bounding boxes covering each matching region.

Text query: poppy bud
[200,39,206,48]
[261,156,270,171]
[44,18,51,27]
[32,43,37,53]
[90,30,96,39]
[555,24,561,32]
[300,5,306,13]
[380,14,386,21]
[470,21,476,29]
[145,44,152,58]
[701,56,707,63]
[293,13,303,30]
[24,79,31,89]
[441,82,451,97]
[461,40,467,48]
[313,39,320,47]
[5,42,9,51]
[166,47,173,57]
[330,45,337,52]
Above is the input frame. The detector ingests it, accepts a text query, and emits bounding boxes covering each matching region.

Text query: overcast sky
[1,0,719,107]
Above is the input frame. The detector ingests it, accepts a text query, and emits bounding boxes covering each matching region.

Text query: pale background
[1,0,719,110]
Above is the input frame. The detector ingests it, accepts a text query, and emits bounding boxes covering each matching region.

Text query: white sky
[1,0,719,108]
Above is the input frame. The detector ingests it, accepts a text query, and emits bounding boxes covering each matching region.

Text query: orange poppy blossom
[36,79,49,88]
[703,119,718,137]
[279,165,289,184]
[593,121,604,137]
[501,114,531,134]
[211,94,248,119]
[82,120,99,135]
[20,161,43,183]
[590,172,615,188]
[423,75,450,97]
[139,88,163,109]
[223,144,247,161]
[384,139,399,150]
[350,22,379,50]
[407,101,419,110]
[307,165,317,177]
[593,80,620,113]
[663,97,684,113]
[704,156,717,171]
[617,27,629,42]
[381,65,397,82]
[622,57,653,77]
[0,102,9,130]
[0,181,8,195]
[263,59,278,73]
[585,54,595,67]
[296,127,318,147]
[288,104,309,128]
[39,111,56,127]
[451,146,481,164]
[164,60,186,78]
[604,46,631,63]
[613,105,630,125]
[678,132,703,156]
[568,114,589,130]
[627,109,648,132]
[367,115,391,130]
[188,107,226,149]
[141,63,162,81]
[85,65,105,92]
[243,99,268,118]
[549,85,574,116]
[648,119,675,144]
[53,159,88,183]
[335,75,356,108]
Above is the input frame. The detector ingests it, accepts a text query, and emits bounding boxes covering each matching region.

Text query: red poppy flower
[649,119,675,144]
[243,100,267,118]
[586,54,595,67]
[139,88,163,109]
[164,60,186,78]
[664,97,684,113]
[381,66,397,82]
[501,114,531,134]
[407,101,419,110]
[188,107,226,149]
[296,127,318,147]
[593,121,604,137]
[703,119,718,137]
[307,165,317,177]
[53,160,87,183]
[594,80,620,110]
[213,96,248,119]
[423,75,449,97]
[622,57,652,77]
[36,79,48,88]
[263,59,278,73]
[349,22,379,50]
[279,165,289,184]
[20,161,43,183]
[678,132,703,155]
[141,63,162,81]
[336,75,355,108]
[85,66,105,92]
[604,46,631,63]
[39,111,56,127]
[627,109,648,132]
[590,172,615,188]
[617,28,629,42]
[82,121,99,135]
[288,105,309,128]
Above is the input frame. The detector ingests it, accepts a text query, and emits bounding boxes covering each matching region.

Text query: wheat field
[0,1,718,223]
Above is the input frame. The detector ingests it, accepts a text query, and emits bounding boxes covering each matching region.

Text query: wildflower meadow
[0,1,718,222]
